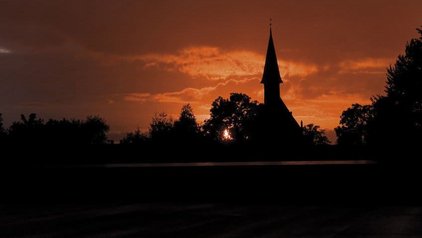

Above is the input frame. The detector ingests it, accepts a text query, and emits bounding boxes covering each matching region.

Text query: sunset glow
[0,0,421,142]
[222,129,233,141]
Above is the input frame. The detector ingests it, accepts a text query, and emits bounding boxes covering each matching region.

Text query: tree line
[121,98,329,146]
[0,114,109,145]
[0,101,328,146]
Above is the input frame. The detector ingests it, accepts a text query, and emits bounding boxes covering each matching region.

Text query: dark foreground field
[1,156,422,237]
[1,160,420,203]
[1,204,422,237]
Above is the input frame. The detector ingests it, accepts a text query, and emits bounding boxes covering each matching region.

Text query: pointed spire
[261,23,282,84]
[258,22,303,144]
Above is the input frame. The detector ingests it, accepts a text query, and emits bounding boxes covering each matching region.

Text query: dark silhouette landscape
[1,1,422,236]
[1,28,420,164]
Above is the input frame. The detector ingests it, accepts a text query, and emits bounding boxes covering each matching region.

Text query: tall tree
[203,93,259,143]
[335,104,374,145]
[371,28,422,146]
[174,104,200,141]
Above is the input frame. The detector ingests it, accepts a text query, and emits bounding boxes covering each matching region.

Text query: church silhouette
[256,26,305,146]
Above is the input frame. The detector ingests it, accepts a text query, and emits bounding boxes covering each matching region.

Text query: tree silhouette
[174,104,200,142]
[335,104,374,145]
[121,129,148,144]
[44,118,82,144]
[202,93,259,143]
[303,124,330,145]
[149,113,174,142]
[81,116,110,144]
[370,28,422,146]
[123,105,201,145]
[8,113,44,144]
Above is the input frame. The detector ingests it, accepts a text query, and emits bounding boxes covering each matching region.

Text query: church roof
[278,98,301,129]
[261,28,282,84]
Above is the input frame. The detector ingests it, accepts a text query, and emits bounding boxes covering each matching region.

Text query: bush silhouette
[303,124,330,145]
[121,129,148,145]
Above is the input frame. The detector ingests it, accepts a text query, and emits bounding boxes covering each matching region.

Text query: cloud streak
[0,47,11,54]
[339,58,391,74]
[134,47,320,81]
[124,93,151,102]
[124,76,258,104]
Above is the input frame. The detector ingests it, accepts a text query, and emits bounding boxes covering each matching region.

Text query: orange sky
[0,0,421,142]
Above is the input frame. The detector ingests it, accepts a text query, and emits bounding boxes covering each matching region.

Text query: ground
[2,160,421,237]
[1,204,422,238]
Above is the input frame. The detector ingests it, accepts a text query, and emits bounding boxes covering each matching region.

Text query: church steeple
[256,22,304,146]
[261,26,282,106]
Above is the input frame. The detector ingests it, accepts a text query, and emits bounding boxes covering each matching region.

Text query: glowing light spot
[222,129,233,141]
